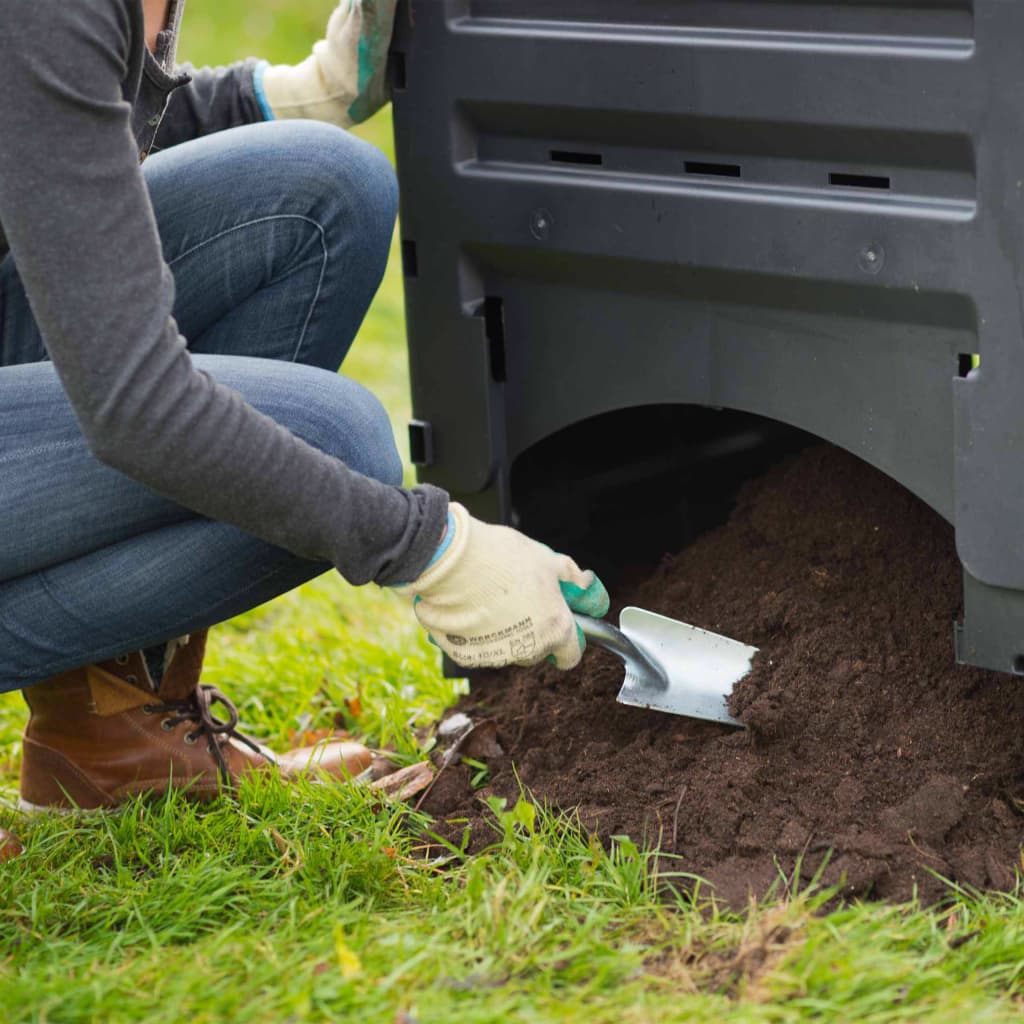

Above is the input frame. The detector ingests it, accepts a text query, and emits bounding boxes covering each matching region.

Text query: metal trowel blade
[615,606,756,727]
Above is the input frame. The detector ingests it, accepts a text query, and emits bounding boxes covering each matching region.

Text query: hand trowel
[575,608,756,727]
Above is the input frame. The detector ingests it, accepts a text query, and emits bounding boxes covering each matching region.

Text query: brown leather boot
[19,631,372,811]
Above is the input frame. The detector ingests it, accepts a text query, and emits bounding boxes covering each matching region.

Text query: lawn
[3,4,1024,1021]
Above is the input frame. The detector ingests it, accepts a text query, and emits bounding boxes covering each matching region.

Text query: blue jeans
[0,120,402,693]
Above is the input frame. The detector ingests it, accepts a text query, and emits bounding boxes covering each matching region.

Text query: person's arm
[157,0,399,150]
[155,60,267,150]
[0,0,445,586]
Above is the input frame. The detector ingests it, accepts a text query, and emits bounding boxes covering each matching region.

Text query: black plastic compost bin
[388,0,1024,677]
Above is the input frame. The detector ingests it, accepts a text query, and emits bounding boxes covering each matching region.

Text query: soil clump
[422,446,1024,905]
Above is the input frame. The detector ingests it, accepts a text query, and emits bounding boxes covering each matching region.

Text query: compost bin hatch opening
[510,404,810,585]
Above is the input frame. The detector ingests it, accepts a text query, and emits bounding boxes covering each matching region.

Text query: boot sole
[17,797,99,815]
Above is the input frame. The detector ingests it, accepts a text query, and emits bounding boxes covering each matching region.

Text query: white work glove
[259,0,397,128]
[396,504,611,671]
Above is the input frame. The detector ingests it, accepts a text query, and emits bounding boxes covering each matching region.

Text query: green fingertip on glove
[559,576,611,618]
[545,575,610,664]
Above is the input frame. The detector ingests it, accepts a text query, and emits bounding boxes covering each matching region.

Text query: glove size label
[446,616,533,649]
[446,616,536,664]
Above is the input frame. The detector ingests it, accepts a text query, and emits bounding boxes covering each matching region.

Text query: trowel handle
[573,613,668,691]
[574,613,635,659]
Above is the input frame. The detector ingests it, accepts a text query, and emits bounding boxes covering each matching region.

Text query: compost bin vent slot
[481,296,507,383]
[401,240,418,279]
[685,161,742,178]
[957,353,979,378]
[408,420,433,467]
[388,52,406,91]
[1013,655,1024,677]
[550,149,604,166]
[829,172,891,190]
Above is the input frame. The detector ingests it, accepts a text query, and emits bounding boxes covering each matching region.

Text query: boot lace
[142,684,264,783]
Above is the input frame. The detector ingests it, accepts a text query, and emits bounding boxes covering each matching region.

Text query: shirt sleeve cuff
[252,60,275,121]
[376,484,450,587]
[425,508,456,569]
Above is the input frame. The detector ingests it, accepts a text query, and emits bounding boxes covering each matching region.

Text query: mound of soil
[423,446,1024,905]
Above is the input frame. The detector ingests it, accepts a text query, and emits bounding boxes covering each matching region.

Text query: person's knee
[194,355,402,485]
[274,120,397,252]
[338,131,398,237]
[294,371,403,487]
[320,126,398,265]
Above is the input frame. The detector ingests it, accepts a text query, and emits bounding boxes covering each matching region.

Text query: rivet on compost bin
[529,208,553,241]
[858,243,885,275]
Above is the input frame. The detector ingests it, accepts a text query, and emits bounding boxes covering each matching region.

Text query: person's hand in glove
[395,503,610,670]
[256,0,398,128]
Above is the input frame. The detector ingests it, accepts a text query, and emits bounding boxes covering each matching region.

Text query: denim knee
[327,133,397,295]
[279,367,402,487]
[280,120,398,264]
[322,377,403,487]
[191,354,403,487]
[269,122,398,370]
[333,131,399,256]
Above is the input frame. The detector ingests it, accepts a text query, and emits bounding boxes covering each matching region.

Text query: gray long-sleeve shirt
[0,0,447,587]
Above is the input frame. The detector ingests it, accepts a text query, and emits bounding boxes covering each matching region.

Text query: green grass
[3,5,1024,1021]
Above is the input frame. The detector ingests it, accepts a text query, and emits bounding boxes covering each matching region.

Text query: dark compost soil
[422,446,1024,906]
